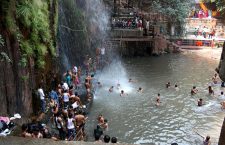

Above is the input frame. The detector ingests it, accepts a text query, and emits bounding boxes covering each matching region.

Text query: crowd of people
[93,114,117,143]
[23,65,89,141]
[112,14,153,32]
[194,26,216,39]
[112,16,143,30]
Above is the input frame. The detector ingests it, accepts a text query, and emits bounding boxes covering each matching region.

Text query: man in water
[97,82,102,88]
[128,78,135,82]
[174,84,179,91]
[191,86,198,95]
[120,90,127,96]
[198,98,203,107]
[219,91,225,99]
[109,86,114,93]
[156,93,161,106]
[212,73,218,84]
[137,87,143,93]
[203,135,211,145]
[166,82,171,88]
[208,86,214,96]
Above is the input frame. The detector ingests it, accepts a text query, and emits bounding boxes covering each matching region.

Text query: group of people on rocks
[22,64,90,141]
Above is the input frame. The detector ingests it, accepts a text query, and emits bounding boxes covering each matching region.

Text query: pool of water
[86,53,225,145]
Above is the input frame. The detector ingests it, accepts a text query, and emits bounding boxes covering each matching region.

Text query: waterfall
[58,0,112,71]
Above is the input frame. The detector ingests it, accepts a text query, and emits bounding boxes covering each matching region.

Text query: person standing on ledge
[38,85,46,113]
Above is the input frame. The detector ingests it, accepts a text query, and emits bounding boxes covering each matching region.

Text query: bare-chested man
[75,111,88,129]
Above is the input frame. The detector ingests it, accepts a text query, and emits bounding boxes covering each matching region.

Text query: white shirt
[62,83,69,90]
[73,66,78,73]
[101,47,105,55]
[63,93,69,102]
[72,101,79,109]
[38,88,45,100]
[67,118,75,129]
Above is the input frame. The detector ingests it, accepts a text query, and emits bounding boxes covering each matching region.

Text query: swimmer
[191,86,198,95]
[203,135,211,145]
[208,86,214,96]
[109,86,114,93]
[97,82,102,87]
[156,93,161,106]
[174,84,179,91]
[197,98,203,107]
[120,90,127,96]
[137,87,143,93]
[219,91,224,98]
[129,78,136,83]
[166,82,171,88]
[220,101,225,109]
[212,73,218,84]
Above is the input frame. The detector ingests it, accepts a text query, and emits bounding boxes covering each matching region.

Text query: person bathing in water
[221,101,225,110]
[137,87,143,93]
[166,82,171,88]
[208,86,214,96]
[109,86,114,93]
[198,98,204,107]
[174,84,179,91]
[156,93,161,106]
[129,78,137,83]
[212,73,218,84]
[120,90,128,96]
[191,86,198,95]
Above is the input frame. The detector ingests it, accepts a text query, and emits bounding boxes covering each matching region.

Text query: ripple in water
[86,54,223,144]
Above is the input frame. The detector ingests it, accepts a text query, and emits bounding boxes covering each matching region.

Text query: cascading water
[58,0,116,71]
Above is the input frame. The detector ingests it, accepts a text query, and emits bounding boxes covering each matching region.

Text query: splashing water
[94,60,133,98]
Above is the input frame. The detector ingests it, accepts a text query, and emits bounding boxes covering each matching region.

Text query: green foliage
[36,44,47,56]
[20,40,33,56]
[15,0,57,68]
[21,75,29,81]
[19,56,27,67]
[214,0,225,17]
[151,0,192,23]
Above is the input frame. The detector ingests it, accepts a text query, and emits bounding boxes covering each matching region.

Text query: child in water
[156,93,161,106]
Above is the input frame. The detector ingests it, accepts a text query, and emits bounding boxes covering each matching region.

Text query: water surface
[86,53,224,145]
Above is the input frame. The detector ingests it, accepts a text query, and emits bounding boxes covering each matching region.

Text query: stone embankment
[0,136,135,145]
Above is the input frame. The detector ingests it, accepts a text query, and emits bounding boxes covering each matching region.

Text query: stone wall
[0,136,136,145]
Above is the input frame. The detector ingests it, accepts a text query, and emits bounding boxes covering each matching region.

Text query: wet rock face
[0,34,33,116]
[218,42,225,81]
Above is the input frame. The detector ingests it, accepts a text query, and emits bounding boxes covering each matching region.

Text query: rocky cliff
[0,0,58,117]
